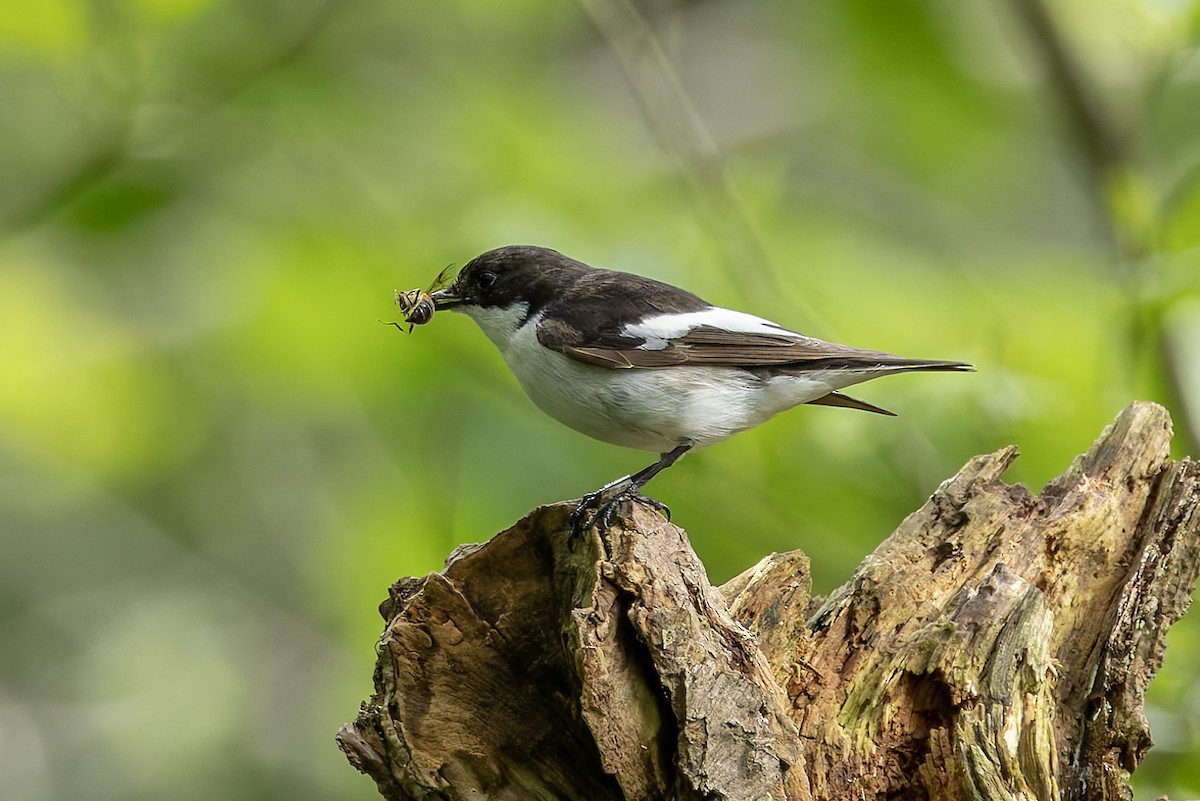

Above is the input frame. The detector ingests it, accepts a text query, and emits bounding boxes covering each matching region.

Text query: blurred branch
[1007,0,1157,266]
[0,0,348,236]
[1162,328,1200,457]
[1007,0,1130,197]
[1,130,132,234]
[578,0,827,330]
[1007,0,1199,456]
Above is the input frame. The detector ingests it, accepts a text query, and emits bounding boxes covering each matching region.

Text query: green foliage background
[2,0,1199,798]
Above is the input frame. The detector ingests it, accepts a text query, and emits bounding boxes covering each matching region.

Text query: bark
[337,401,1200,800]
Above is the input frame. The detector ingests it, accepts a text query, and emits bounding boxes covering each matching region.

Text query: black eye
[477,270,497,289]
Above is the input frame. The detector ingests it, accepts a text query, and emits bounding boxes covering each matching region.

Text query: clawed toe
[632,493,671,521]
[568,494,614,541]
[568,489,605,540]
[568,489,671,540]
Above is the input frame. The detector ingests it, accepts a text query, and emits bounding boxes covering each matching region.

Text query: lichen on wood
[338,402,1200,800]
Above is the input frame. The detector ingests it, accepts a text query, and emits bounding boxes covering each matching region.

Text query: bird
[422,245,973,537]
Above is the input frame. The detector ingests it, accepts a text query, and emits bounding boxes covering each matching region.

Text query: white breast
[460,303,839,453]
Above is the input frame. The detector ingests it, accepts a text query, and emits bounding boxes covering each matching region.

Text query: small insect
[386,264,457,333]
[395,288,435,327]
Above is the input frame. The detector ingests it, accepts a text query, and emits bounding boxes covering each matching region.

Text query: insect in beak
[387,264,460,332]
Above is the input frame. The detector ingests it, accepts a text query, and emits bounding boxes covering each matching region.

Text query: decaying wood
[338,402,1200,800]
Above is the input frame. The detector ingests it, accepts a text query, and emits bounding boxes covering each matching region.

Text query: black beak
[430,287,464,310]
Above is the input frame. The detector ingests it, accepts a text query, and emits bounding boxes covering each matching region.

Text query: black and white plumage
[428,245,972,534]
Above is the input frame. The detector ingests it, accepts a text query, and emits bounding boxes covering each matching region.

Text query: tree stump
[337,401,1200,800]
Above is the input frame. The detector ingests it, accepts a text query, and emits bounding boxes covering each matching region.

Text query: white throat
[460,302,532,351]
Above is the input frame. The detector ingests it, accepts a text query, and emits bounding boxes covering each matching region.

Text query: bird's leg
[568,475,632,539]
[569,444,692,539]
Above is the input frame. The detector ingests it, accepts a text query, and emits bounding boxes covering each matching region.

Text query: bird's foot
[568,488,671,541]
[568,488,606,541]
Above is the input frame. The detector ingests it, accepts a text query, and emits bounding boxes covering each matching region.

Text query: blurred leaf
[1164,168,1200,251]
[68,174,176,232]
[1105,166,1159,254]
[130,0,215,24]
[0,0,86,56]
[0,254,202,482]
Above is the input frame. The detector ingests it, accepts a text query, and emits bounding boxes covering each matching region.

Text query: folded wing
[549,321,969,374]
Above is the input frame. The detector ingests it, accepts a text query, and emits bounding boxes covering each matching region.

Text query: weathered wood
[338,402,1200,800]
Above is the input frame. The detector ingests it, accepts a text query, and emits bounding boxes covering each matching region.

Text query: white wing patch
[622,307,799,349]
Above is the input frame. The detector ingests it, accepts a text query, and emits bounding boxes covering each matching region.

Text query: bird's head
[430,245,582,315]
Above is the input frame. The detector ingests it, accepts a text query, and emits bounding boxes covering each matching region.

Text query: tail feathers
[807,392,896,416]
[888,358,975,373]
[775,357,973,374]
[822,357,974,373]
[803,359,973,417]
